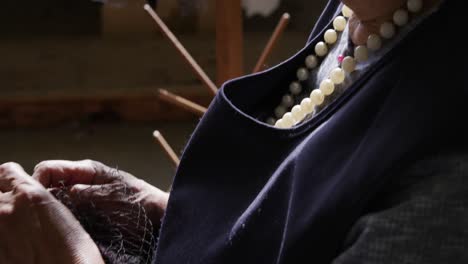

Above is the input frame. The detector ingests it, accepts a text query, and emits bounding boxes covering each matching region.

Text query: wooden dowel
[144,4,218,96]
[153,130,180,167]
[157,89,207,117]
[253,13,291,73]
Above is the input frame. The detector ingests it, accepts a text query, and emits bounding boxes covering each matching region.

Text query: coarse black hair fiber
[53,170,157,264]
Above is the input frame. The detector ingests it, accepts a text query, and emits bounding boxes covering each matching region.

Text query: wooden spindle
[253,13,291,73]
[144,4,218,96]
[157,89,207,117]
[153,130,180,167]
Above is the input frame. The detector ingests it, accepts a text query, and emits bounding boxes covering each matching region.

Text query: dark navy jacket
[155,0,467,263]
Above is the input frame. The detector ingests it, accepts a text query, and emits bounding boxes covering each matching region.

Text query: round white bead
[297,67,309,81]
[319,79,335,96]
[310,89,325,106]
[330,68,345,84]
[282,113,295,127]
[300,98,314,114]
[324,29,338,44]
[407,0,423,13]
[266,117,276,125]
[333,16,347,32]
[305,55,318,69]
[342,5,353,18]
[275,106,287,118]
[291,105,306,121]
[289,82,302,95]
[367,34,382,51]
[380,22,396,39]
[281,95,294,107]
[393,9,409,26]
[275,119,286,128]
[354,45,369,62]
[315,42,329,57]
[342,56,356,73]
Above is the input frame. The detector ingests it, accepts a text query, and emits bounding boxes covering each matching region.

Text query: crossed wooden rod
[144,4,290,167]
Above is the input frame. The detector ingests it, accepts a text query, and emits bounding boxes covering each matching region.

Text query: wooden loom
[143,3,290,168]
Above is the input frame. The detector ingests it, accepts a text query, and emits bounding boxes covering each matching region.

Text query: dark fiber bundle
[54,182,157,264]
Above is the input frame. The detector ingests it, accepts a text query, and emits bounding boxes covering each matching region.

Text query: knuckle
[84,159,103,171]
[33,167,47,181]
[32,166,46,177]
[82,159,97,166]
[0,162,20,174]
[85,159,107,176]
[81,159,98,171]
[34,160,55,173]
[33,161,48,171]
[14,184,49,204]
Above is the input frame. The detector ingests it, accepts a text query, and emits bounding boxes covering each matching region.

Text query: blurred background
[0,0,327,189]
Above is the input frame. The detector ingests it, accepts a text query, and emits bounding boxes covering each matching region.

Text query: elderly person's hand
[33,160,169,228]
[0,162,104,264]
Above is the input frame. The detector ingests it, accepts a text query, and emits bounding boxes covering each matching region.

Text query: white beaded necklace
[272,0,424,129]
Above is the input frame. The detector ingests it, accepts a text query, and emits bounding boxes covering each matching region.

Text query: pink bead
[338,55,345,63]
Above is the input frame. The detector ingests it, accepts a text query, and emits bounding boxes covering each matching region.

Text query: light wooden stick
[153,130,181,167]
[144,4,218,96]
[157,89,207,116]
[253,13,291,73]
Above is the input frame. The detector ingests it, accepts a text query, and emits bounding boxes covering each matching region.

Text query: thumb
[0,162,32,192]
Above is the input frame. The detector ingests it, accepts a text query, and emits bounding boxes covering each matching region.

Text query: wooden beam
[216,0,243,85]
[0,87,211,128]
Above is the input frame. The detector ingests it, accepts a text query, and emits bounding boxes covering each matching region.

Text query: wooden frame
[216,0,244,85]
[1,1,291,128]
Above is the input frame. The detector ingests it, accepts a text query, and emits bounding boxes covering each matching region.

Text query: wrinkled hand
[0,162,104,264]
[33,160,169,229]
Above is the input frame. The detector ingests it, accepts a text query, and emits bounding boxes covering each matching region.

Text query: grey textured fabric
[333,153,468,263]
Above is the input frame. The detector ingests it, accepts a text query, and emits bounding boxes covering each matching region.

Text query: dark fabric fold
[155,1,467,263]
